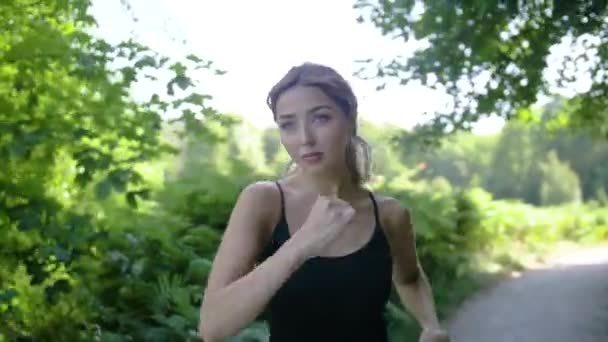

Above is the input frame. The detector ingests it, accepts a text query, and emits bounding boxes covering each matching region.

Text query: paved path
[446,245,608,342]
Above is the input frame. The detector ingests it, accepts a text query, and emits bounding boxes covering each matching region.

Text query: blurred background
[1,1,607,341]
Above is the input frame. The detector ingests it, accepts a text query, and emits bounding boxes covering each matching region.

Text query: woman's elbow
[199,317,223,342]
[393,266,421,286]
[199,303,233,342]
[198,327,216,342]
[199,300,218,341]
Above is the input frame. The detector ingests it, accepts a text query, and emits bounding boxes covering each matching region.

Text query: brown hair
[266,62,372,186]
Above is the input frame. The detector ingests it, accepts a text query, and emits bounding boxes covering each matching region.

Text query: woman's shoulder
[238,180,282,210]
[237,180,283,226]
[370,192,412,234]
[240,180,281,197]
[370,192,409,214]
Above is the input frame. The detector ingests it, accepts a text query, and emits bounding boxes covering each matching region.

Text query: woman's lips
[301,152,324,163]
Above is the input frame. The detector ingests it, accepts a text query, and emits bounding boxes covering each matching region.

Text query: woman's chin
[295,160,325,174]
[296,160,342,178]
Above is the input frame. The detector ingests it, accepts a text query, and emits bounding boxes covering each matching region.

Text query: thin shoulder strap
[368,191,381,227]
[275,181,286,220]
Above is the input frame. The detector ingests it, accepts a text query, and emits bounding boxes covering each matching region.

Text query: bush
[372,182,607,341]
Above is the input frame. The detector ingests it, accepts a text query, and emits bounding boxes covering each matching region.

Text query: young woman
[199,63,450,342]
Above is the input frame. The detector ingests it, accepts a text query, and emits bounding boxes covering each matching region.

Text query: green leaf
[53,246,72,263]
[126,191,138,208]
[16,212,41,231]
[136,189,151,199]
[186,257,212,282]
[167,80,175,95]
[185,54,203,63]
[25,260,50,285]
[109,169,131,192]
[134,55,157,69]
[165,314,188,331]
[99,332,130,342]
[182,93,211,106]
[95,177,113,200]
[0,288,18,305]
[121,66,137,84]
[174,75,192,91]
[169,62,187,76]
[8,141,28,159]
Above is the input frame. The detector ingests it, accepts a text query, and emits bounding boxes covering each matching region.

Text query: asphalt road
[446,245,608,342]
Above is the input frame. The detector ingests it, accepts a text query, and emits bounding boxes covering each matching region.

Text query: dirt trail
[446,245,608,342]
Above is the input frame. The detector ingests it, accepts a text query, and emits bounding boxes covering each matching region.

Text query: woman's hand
[419,327,450,342]
[290,184,355,260]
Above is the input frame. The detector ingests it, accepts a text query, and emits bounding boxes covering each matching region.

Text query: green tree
[229,121,272,175]
[484,121,542,203]
[402,132,498,189]
[0,0,224,339]
[261,127,282,164]
[537,119,608,201]
[539,150,582,205]
[359,120,409,180]
[355,0,608,141]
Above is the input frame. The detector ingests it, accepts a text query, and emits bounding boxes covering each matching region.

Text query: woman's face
[274,85,352,177]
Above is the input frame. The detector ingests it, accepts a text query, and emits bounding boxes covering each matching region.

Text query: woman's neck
[291,168,359,200]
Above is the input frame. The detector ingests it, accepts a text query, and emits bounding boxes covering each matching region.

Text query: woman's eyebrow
[277,105,333,119]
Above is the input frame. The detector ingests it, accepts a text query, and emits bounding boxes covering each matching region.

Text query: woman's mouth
[301,152,324,163]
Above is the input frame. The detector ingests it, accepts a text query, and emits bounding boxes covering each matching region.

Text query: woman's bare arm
[199,182,307,342]
[381,198,444,332]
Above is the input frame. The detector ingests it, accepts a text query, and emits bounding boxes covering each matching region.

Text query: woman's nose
[298,123,315,146]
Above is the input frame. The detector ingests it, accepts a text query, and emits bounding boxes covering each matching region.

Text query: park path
[445,244,608,342]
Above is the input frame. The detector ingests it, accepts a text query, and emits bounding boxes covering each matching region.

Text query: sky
[90,0,506,133]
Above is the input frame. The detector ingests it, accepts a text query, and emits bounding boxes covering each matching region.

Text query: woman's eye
[313,114,331,123]
[279,121,294,130]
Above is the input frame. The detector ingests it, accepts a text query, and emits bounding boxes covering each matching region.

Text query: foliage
[376,182,608,340]
[359,121,410,179]
[354,0,608,143]
[401,132,498,189]
[484,120,541,203]
[398,108,608,205]
[539,150,582,205]
[0,0,228,340]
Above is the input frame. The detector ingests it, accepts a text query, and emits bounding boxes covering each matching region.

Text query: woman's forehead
[275,86,339,117]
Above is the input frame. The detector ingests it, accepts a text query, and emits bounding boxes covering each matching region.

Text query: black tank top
[258,182,393,342]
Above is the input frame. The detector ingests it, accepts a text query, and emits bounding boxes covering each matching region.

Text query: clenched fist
[290,184,355,260]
